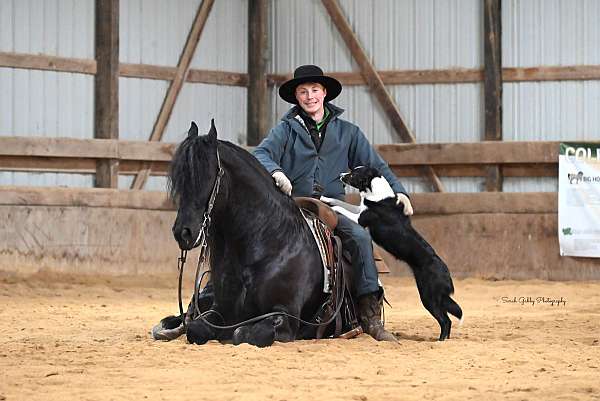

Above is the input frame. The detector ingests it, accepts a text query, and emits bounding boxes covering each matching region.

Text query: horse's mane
[168,135,277,201]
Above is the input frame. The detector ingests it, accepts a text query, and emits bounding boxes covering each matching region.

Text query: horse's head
[169,119,222,250]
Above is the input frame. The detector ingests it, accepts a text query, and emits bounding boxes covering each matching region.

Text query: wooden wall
[1,188,599,281]
[0,205,597,281]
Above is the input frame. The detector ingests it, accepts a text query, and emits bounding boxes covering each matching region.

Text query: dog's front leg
[320,196,363,214]
[331,205,360,224]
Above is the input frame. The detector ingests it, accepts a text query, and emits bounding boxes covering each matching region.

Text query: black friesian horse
[156,120,333,346]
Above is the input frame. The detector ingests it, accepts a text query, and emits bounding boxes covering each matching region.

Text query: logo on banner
[566,172,600,184]
[568,172,584,184]
[562,227,573,236]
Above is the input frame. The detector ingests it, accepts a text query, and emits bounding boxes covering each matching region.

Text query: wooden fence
[3,51,600,87]
[0,136,559,214]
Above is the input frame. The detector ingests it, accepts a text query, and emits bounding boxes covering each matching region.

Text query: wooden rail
[0,186,557,214]
[2,51,600,87]
[0,136,561,163]
[0,137,566,212]
[0,136,565,178]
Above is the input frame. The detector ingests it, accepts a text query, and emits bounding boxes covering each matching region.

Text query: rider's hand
[272,171,292,196]
[396,193,413,216]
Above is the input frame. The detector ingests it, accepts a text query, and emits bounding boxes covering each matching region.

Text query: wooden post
[131,0,215,190]
[483,0,503,192]
[321,0,444,192]
[94,0,119,188]
[247,0,269,146]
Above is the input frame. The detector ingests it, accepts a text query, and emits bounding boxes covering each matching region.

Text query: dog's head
[340,166,382,192]
[340,166,396,201]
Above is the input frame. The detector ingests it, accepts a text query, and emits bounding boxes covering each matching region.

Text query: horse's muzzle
[173,226,195,250]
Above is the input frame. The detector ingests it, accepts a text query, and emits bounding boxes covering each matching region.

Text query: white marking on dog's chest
[362,176,395,202]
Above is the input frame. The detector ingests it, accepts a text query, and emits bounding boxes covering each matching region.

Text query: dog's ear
[355,173,369,192]
[366,166,382,178]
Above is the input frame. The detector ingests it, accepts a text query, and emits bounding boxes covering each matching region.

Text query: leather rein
[176,144,346,334]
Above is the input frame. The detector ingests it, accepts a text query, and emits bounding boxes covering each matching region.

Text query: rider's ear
[208,118,217,142]
[188,121,198,138]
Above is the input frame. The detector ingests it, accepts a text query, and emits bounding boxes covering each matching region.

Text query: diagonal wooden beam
[131,0,215,190]
[321,0,444,192]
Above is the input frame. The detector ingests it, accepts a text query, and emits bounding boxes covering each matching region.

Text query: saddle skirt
[295,197,338,293]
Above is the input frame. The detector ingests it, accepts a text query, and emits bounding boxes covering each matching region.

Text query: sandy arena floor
[0,271,599,401]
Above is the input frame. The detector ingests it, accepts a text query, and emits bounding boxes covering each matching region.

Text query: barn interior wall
[502,0,600,192]
[269,0,485,193]
[0,0,599,193]
[0,0,248,191]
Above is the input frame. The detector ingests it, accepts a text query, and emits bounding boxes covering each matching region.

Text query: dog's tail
[444,296,463,325]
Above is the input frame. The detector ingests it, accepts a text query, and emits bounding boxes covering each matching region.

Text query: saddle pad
[300,208,333,293]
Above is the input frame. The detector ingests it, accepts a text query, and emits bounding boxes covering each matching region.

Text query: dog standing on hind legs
[332,166,463,341]
[358,198,462,340]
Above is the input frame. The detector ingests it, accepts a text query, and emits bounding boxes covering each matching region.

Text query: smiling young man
[253,65,413,342]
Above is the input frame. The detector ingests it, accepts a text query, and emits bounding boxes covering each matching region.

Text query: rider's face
[295,83,327,118]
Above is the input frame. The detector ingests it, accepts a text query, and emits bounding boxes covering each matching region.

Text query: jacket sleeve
[252,121,289,174]
[348,125,408,195]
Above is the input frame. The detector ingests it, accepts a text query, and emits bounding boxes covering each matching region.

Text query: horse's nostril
[181,227,193,243]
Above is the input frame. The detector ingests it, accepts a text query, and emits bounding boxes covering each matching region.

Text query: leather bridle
[177,145,224,326]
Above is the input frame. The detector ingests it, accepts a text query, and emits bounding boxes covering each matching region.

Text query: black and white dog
[324,166,463,341]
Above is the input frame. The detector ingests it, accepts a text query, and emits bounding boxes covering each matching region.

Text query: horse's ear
[188,121,198,138]
[208,118,217,141]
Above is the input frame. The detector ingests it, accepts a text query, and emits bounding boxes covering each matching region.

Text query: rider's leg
[334,214,397,342]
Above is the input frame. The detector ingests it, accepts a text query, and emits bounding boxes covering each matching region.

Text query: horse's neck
[212,163,306,256]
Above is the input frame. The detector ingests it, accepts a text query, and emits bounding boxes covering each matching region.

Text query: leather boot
[358,291,397,342]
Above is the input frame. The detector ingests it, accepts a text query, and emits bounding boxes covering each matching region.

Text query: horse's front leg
[186,317,218,345]
[152,282,214,341]
[232,313,299,347]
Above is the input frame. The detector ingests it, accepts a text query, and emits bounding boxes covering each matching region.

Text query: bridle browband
[176,142,346,335]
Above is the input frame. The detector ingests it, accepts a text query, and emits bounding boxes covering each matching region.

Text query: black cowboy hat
[278,65,342,104]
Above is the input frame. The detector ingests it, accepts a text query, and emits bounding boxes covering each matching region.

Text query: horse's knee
[186,320,215,345]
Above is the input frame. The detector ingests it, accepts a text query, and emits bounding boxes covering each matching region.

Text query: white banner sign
[558,142,600,257]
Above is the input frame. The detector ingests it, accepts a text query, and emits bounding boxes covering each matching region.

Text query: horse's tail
[444,296,463,325]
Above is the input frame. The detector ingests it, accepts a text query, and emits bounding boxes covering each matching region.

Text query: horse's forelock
[168,135,213,201]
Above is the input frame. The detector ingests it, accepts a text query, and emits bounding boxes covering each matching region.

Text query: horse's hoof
[152,322,185,341]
